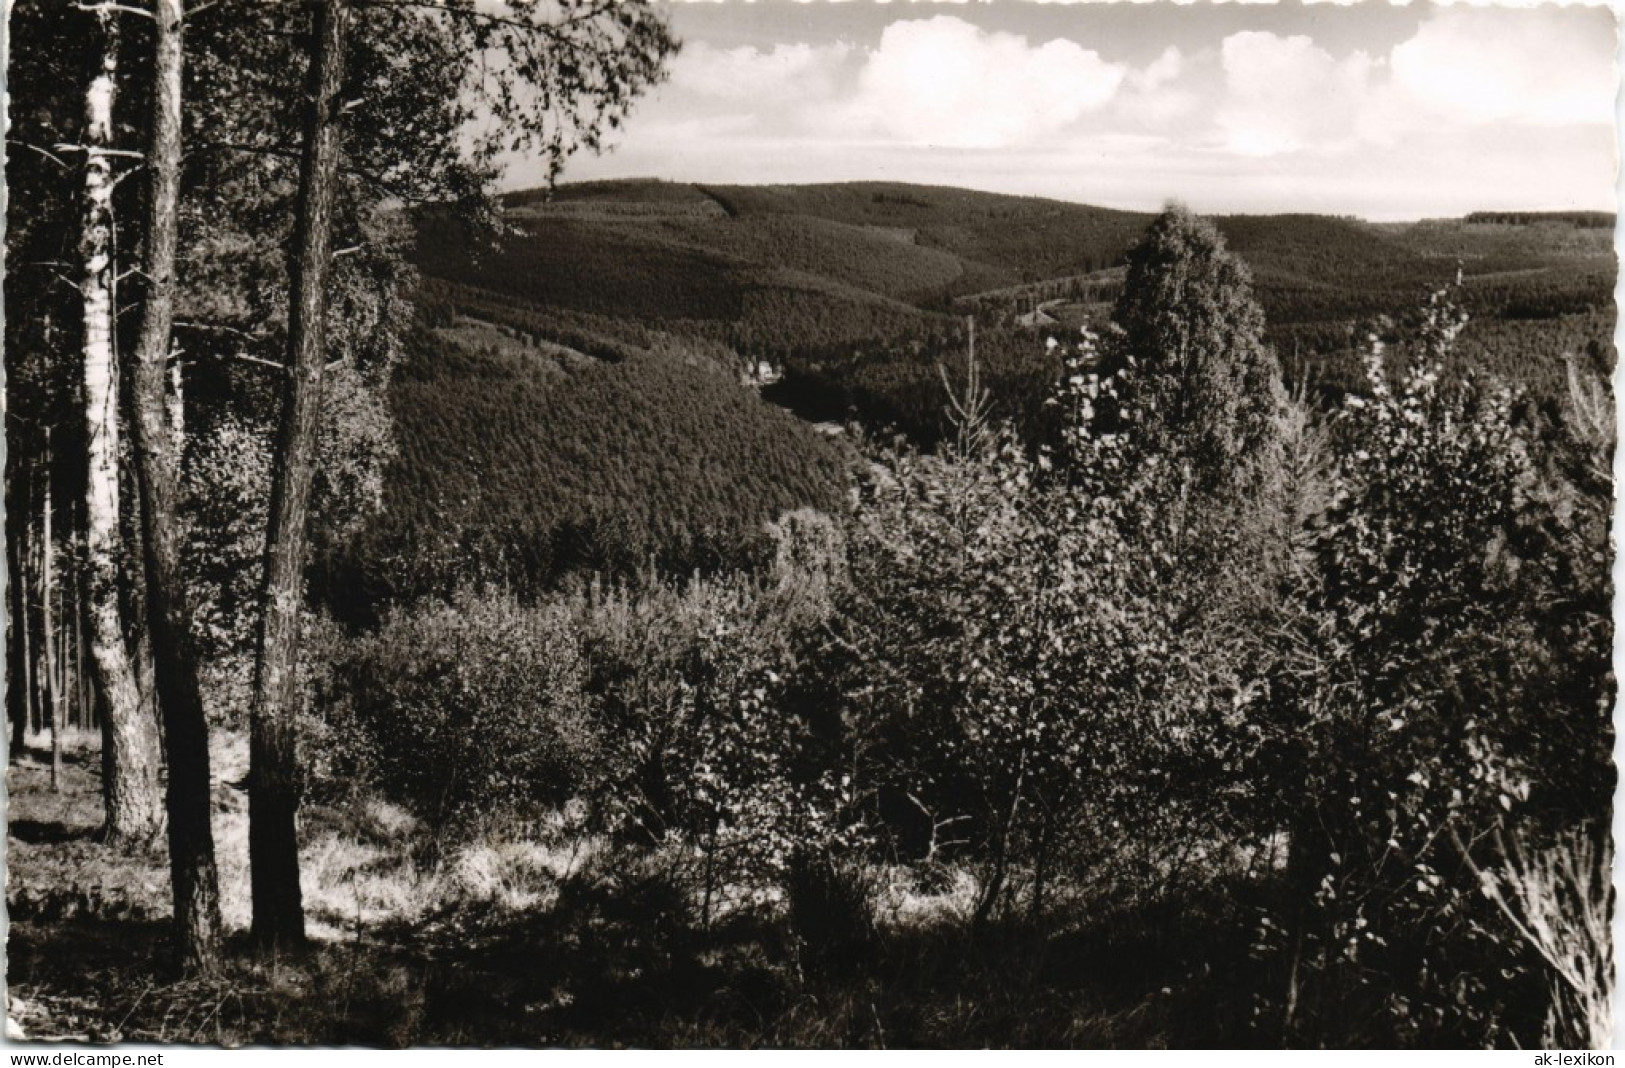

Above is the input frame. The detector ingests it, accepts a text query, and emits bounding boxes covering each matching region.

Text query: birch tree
[77,7,164,844]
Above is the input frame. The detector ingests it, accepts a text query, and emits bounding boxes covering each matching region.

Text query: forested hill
[387,182,1616,578]
[407,179,1614,445]
[324,312,852,612]
[414,179,1614,363]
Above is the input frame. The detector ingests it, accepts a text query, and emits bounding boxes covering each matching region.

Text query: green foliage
[16,186,1617,1046]
[574,556,864,916]
[769,324,1060,448]
[429,0,678,186]
[1254,287,1613,1046]
[701,182,1149,283]
[414,277,741,369]
[319,591,600,836]
[180,220,408,719]
[1280,307,1616,403]
[651,212,970,304]
[1108,204,1284,496]
[409,182,1614,472]
[413,213,749,323]
[330,320,850,607]
[1462,211,1614,228]
[412,210,951,356]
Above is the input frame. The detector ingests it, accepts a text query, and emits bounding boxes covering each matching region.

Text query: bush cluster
[308,207,1611,1047]
[319,592,599,834]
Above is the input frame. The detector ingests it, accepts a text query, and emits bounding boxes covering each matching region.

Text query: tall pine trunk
[80,10,163,844]
[248,0,350,950]
[42,429,62,792]
[9,456,32,759]
[127,0,223,976]
[75,548,93,734]
[23,530,38,741]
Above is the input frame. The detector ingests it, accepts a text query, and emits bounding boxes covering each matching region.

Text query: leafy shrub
[320,590,600,836]
[570,536,872,924]
[828,329,1246,926]
[1254,287,1611,1046]
[582,582,816,919]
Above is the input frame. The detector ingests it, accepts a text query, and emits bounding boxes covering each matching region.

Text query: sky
[527,0,1620,220]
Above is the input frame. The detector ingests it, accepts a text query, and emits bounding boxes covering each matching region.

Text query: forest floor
[6,734,1270,1047]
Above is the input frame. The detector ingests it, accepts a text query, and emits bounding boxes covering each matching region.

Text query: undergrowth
[8,735,1266,1048]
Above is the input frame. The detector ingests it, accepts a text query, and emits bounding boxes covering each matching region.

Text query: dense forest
[415,179,1615,461]
[322,318,851,613]
[5,0,1616,1051]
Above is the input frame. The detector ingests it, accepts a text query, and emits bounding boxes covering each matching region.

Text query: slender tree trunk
[248,0,350,951]
[29,530,45,740]
[8,461,32,758]
[24,514,40,740]
[1030,811,1051,927]
[127,0,222,976]
[974,750,1028,930]
[80,9,164,844]
[56,550,72,730]
[43,430,62,792]
[74,562,91,732]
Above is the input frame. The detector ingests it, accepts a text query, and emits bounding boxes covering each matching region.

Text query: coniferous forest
[4,0,1616,1050]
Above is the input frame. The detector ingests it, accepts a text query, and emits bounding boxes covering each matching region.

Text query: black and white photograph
[2,0,1618,1049]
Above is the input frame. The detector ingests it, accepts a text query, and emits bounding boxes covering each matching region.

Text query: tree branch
[53,143,146,160]
[76,1,157,19]
[353,0,620,45]
[193,138,434,205]
[174,319,268,343]
[6,139,73,170]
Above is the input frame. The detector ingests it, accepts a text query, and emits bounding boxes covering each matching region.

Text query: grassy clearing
[7,733,1269,1048]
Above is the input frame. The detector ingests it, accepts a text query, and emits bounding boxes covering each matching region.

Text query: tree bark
[9,459,32,759]
[74,560,92,733]
[249,0,351,950]
[75,559,92,734]
[127,0,223,976]
[43,429,62,792]
[24,534,38,740]
[80,10,164,844]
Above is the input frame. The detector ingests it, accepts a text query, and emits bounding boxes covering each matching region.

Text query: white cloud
[571,5,1614,218]
[1216,33,1374,155]
[1209,11,1614,158]
[1129,45,1183,93]
[1389,11,1615,126]
[669,41,852,104]
[836,16,1126,149]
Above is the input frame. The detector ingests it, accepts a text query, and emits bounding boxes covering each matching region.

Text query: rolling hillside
[322,311,853,612]
[416,181,1612,365]
[388,181,1616,583]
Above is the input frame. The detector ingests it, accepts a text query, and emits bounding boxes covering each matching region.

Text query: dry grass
[9,731,1266,1048]
[1472,826,1614,1049]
